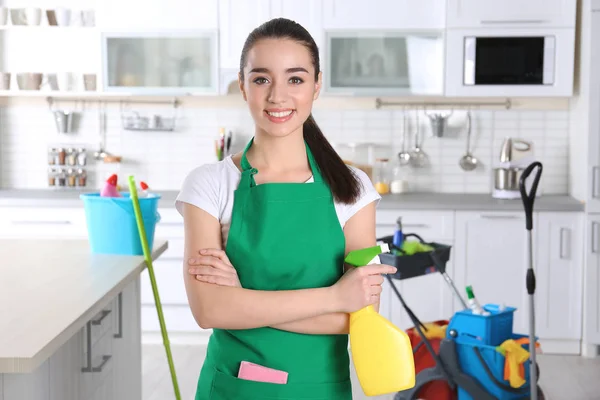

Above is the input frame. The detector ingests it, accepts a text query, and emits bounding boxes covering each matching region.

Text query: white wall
[0,97,571,194]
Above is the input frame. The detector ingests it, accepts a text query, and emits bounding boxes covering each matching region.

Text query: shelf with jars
[47,146,89,190]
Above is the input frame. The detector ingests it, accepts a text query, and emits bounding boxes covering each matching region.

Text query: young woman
[176,17,396,400]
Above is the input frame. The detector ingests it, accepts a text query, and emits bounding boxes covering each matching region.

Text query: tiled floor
[143,344,600,400]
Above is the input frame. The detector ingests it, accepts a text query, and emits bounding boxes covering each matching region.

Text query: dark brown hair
[239,17,362,204]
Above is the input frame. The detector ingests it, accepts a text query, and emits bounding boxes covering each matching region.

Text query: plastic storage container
[80,192,161,255]
[454,333,535,400]
[447,304,516,346]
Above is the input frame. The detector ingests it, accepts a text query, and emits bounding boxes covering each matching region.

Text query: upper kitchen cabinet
[323,31,445,96]
[101,31,219,95]
[218,0,271,71]
[270,0,324,52]
[322,0,446,30]
[96,0,219,30]
[446,0,577,29]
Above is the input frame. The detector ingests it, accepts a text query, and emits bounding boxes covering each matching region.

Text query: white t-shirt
[175,156,381,247]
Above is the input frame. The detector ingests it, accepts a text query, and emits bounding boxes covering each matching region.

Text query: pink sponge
[237,361,288,384]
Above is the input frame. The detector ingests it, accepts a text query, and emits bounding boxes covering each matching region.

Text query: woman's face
[239,38,322,138]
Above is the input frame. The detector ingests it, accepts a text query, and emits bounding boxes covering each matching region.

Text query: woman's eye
[253,77,269,85]
[289,77,304,84]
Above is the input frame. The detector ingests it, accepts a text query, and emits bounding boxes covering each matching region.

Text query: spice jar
[48,148,56,165]
[47,168,56,186]
[373,158,391,195]
[56,170,66,187]
[67,168,76,187]
[57,148,66,165]
[66,148,77,166]
[76,148,87,166]
[77,169,87,187]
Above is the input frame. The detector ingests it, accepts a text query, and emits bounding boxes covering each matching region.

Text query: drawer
[0,207,87,238]
[376,210,455,240]
[141,259,187,305]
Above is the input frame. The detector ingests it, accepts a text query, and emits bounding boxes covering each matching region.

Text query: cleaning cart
[378,162,545,400]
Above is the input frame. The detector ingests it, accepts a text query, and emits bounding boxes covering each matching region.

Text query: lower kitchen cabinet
[0,278,141,400]
[584,214,600,347]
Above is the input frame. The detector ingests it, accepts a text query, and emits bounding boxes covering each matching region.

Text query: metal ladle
[459,111,478,171]
[397,109,410,165]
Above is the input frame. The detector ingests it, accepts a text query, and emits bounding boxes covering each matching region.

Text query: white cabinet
[97,0,219,30]
[584,215,600,345]
[446,0,577,29]
[218,0,272,71]
[323,30,445,96]
[0,279,141,400]
[535,212,583,351]
[270,0,324,50]
[453,211,531,334]
[376,210,455,330]
[323,0,445,30]
[0,207,87,238]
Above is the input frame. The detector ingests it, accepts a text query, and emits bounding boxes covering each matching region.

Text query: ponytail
[303,114,361,204]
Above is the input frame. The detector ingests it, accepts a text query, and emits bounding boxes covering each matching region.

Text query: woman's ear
[313,71,322,101]
[238,73,247,102]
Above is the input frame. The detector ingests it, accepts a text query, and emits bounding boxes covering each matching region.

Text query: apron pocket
[210,368,351,400]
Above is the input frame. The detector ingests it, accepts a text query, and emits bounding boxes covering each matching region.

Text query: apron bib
[195,138,352,400]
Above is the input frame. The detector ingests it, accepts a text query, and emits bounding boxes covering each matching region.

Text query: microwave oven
[445,28,575,97]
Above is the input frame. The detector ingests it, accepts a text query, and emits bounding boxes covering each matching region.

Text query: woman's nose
[267,81,287,103]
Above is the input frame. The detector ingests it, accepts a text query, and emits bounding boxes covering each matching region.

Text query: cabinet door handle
[403,223,430,228]
[11,220,72,225]
[480,19,547,24]
[114,292,123,339]
[593,167,600,198]
[479,215,519,219]
[559,228,570,259]
[81,321,112,373]
[592,222,599,254]
[91,309,111,325]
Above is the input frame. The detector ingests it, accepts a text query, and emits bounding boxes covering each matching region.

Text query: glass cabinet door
[324,31,444,96]
[101,31,218,94]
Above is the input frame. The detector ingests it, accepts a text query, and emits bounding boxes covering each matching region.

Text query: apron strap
[239,137,324,187]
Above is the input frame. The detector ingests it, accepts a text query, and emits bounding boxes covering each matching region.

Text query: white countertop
[0,238,168,373]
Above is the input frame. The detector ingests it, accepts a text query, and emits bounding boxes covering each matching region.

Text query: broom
[128,175,181,400]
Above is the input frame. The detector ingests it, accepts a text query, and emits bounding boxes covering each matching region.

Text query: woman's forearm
[269,297,381,335]
[188,281,339,330]
[271,312,349,334]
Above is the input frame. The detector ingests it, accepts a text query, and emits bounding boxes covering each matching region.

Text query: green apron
[195,138,352,399]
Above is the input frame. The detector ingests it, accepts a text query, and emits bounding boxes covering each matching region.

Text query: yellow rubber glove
[497,339,530,388]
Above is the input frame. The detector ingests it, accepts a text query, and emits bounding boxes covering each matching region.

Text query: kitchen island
[0,238,168,400]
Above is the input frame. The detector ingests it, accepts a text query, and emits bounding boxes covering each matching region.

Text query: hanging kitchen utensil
[459,110,478,171]
[409,109,428,168]
[398,108,411,165]
[425,109,453,138]
[53,110,74,133]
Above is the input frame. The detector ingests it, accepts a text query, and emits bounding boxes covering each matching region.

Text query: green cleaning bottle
[344,243,390,267]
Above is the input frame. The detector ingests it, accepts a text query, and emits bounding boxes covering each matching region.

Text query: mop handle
[128,176,182,400]
[519,161,543,231]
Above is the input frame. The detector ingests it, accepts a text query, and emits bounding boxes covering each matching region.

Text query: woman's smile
[264,108,295,123]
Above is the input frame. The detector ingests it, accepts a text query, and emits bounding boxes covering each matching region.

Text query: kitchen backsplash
[0,101,569,194]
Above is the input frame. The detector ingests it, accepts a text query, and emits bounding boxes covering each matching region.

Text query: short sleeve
[339,167,381,226]
[175,164,220,220]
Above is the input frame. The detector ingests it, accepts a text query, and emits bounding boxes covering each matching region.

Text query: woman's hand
[187,248,241,288]
[330,264,397,313]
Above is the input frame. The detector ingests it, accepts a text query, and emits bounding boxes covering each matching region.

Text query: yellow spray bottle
[344,244,416,397]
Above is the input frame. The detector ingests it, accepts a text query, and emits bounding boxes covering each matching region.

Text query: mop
[518,161,543,400]
[128,176,181,400]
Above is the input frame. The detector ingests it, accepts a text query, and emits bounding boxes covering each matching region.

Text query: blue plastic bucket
[80,193,161,255]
